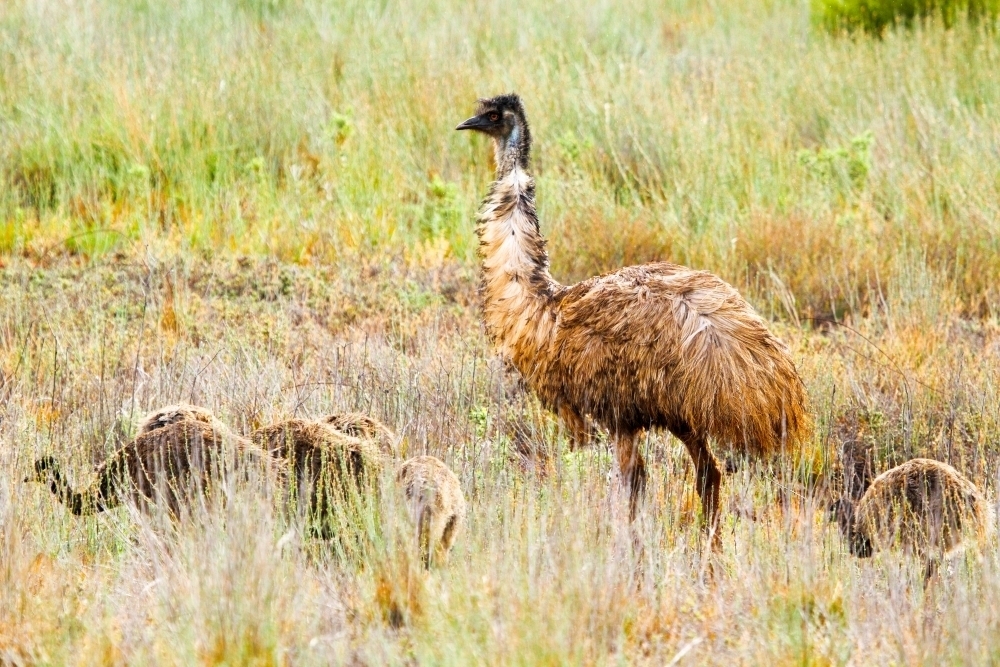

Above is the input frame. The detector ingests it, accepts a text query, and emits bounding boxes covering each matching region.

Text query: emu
[830,458,994,581]
[27,420,268,517]
[251,419,382,537]
[323,412,399,457]
[456,94,809,536]
[136,403,220,435]
[396,455,466,567]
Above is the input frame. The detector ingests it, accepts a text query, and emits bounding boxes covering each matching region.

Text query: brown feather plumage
[322,412,399,458]
[836,458,994,565]
[136,403,221,435]
[29,420,269,517]
[251,418,382,538]
[396,455,466,567]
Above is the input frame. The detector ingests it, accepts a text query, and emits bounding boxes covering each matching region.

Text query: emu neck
[493,126,529,179]
[476,166,560,367]
[46,468,87,515]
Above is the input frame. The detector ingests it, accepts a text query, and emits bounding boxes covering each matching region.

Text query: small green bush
[813,0,999,35]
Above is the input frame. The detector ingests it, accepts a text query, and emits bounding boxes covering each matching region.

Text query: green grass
[4,0,1000,663]
[814,0,1000,35]
[3,0,1000,315]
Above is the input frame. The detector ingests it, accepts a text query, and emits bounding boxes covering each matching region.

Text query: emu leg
[678,430,722,550]
[417,505,433,569]
[923,558,940,589]
[438,514,460,566]
[558,403,590,450]
[613,431,647,522]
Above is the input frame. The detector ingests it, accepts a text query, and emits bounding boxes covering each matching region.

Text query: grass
[3,0,1000,663]
[4,0,1000,315]
[812,0,1000,35]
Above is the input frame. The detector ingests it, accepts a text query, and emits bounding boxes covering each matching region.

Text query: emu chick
[251,419,382,537]
[137,403,220,435]
[397,456,466,567]
[29,420,266,517]
[834,458,993,562]
[323,412,398,458]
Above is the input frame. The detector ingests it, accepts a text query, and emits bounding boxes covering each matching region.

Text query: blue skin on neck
[496,122,523,174]
[507,123,520,152]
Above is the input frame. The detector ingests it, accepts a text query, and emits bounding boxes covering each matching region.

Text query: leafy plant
[415,175,463,241]
[813,0,999,35]
[797,130,874,194]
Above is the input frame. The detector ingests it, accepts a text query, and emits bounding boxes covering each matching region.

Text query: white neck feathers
[476,168,559,362]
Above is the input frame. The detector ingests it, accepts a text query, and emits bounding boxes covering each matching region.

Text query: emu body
[833,458,993,572]
[323,412,399,457]
[29,420,265,517]
[457,94,808,533]
[251,419,382,537]
[137,403,220,435]
[396,456,466,567]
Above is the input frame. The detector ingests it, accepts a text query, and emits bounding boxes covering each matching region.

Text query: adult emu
[456,94,809,535]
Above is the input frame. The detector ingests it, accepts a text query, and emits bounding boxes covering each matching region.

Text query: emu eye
[489,112,500,122]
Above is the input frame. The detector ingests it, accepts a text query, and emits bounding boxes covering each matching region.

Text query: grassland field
[3,0,1000,663]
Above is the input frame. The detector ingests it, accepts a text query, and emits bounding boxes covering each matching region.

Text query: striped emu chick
[251,419,382,537]
[396,456,466,567]
[322,412,399,458]
[456,94,809,535]
[136,403,221,435]
[28,420,268,517]
[832,458,993,575]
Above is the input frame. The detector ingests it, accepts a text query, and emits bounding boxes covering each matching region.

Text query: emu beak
[455,114,490,131]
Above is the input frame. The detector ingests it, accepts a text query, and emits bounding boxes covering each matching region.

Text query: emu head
[456,93,532,174]
[827,497,873,558]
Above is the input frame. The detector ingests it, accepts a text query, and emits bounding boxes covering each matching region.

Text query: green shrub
[813,0,999,34]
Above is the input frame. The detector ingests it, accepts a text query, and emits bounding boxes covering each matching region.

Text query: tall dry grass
[2,255,1000,663]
